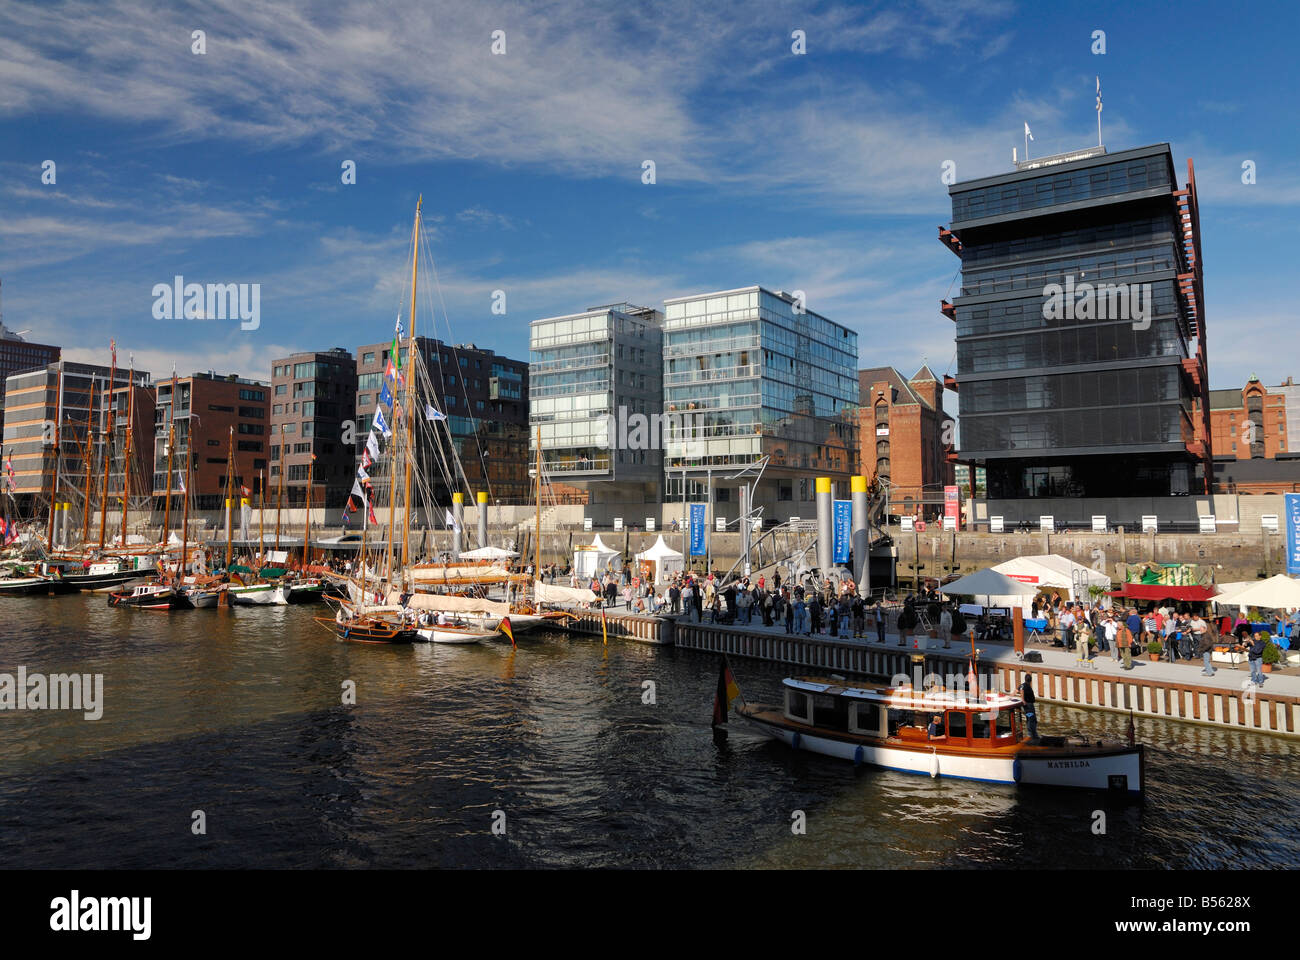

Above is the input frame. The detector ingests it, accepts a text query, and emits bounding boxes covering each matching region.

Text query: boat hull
[739,709,1143,795]
[415,626,496,644]
[228,584,288,606]
[107,587,182,610]
[0,577,58,596]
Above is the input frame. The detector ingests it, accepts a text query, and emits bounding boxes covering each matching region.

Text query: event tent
[458,545,520,560]
[943,567,1040,610]
[573,534,622,580]
[990,554,1111,602]
[633,535,684,585]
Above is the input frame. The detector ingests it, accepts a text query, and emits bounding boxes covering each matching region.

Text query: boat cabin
[781,678,1023,749]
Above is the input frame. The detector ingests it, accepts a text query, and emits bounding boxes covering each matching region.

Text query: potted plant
[1262,636,1281,674]
[1147,639,1163,661]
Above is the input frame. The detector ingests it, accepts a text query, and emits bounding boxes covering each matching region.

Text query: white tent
[633,535,684,585]
[1213,575,1300,612]
[573,534,622,580]
[458,545,520,560]
[943,567,1039,610]
[990,554,1111,602]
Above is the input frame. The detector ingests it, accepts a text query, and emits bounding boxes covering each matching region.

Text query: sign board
[989,516,1004,533]
[715,517,726,532]
[915,520,927,532]
[943,485,959,522]
[1198,515,1217,534]
[613,517,623,531]
[1091,515,1107,533]
[583,517,593,532]
[689,504,706,556]
[900,516,914,532]
[1141,515,1158,533]
[1007,573,1039,584]
[942,516,956,531]
[832,499,851,564]
[1286,494,1300,574]
[1260,514,1279,534]
[645,518,655,532]
[875,427,889,436]
[1039,515,1054,532]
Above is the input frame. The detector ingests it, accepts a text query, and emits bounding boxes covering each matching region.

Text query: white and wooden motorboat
[734,675,1144,796]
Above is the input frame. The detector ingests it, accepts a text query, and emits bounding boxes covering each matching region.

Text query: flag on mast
[500,615,516,649]
[426,403,446,422]
[1024,122,1033,141]
[711,654,742,727]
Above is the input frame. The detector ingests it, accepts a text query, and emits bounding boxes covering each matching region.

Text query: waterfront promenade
[565,605,1300,738]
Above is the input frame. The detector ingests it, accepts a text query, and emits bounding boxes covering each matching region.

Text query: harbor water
[1,595,1296,869]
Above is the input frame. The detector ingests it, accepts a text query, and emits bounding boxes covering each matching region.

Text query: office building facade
[270,349,357,509]
[151,373,269,511]
[662,286,858,521]
[0,319,61,428]
[944,142,1211,504]
[356,337,530,508]
[1,361,137,522]
[529,304,664,504]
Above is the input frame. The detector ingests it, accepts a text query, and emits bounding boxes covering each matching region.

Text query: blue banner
[689,503,706,557]
[833,499,852,565]
[1287,493,1300,575]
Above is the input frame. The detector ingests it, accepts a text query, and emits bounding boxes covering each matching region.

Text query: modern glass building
[944,143,1211,501]
[529,304,664,503]
[662,286,859,518]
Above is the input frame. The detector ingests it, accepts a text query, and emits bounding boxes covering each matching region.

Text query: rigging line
[420,236,497,507]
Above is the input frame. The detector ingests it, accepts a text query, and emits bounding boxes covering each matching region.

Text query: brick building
[1209,376,1288,460]
[858,365,955,518]
[270,349,357,509]
[152,373,270,511]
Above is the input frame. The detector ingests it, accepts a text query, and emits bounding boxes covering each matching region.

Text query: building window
[363,352,375,364]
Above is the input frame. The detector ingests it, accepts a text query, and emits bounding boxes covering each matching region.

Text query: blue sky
[1,0,1295,425]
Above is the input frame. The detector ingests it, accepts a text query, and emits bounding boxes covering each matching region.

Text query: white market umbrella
[1212,575,1300,612]
[458,545,520,560]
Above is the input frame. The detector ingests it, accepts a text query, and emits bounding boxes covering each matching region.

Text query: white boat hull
[415,626,496,644]
[228,584,288,606]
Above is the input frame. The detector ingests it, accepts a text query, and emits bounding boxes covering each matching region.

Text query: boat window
[972,712,993,740]
[786,690,813,724]
[850,702,882,735]
[887,709,915,736]
[946,711,967,739]
[812,695,848,731]
[995,709,1014,740]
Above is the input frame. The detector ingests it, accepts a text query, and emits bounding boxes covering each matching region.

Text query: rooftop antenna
[1095,75,1103,147]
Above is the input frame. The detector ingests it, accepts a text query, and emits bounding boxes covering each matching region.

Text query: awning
[1108,584,1218,602]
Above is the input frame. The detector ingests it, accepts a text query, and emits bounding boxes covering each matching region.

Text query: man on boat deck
[1019,675,1038,740]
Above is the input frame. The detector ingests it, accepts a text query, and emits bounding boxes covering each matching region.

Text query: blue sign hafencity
[832,499,852,565]
[689,503,707,557]
[1285,493,1300,575]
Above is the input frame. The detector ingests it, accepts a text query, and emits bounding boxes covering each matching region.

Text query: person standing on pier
[669,580,681,615]
[876,600,887,645]
[1117,617,1135,670]
[1196,618,1218,677]
[1247,629,1268,686]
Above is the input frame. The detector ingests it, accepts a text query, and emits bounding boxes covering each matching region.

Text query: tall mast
[258,468,264,562]
[97,340,117,552]
[80,376,96,548]
[275,424,285,551]
[162,370,176,549]
[401,196,422,577]
[119,356,135,549]
[535,426,542,579]
[180,445,191,579]
[46,364,63,548]
[225,426,234,571]
[304,454,313,568]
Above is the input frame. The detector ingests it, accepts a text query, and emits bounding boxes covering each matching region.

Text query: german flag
[712,654,742,728]
[500,616,516,649]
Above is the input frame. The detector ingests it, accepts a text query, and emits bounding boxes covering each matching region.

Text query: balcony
[543,457,612,474]
[662,364,760,387]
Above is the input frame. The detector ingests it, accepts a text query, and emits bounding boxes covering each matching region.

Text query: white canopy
[1213,575,1300,611]
[990,554,1111,601]
[573,534,621,580]
[943,567,1039,609]
[633,535,684,585]
[458,545,520,560]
